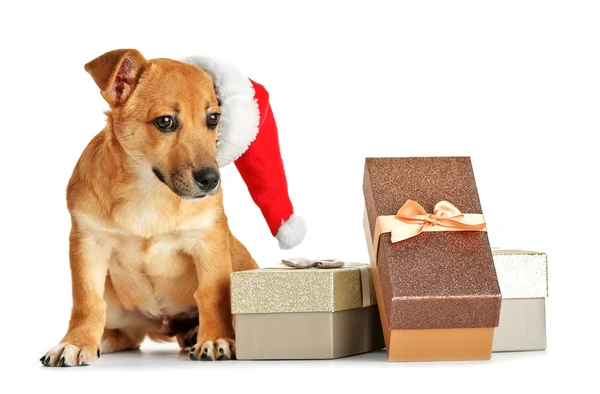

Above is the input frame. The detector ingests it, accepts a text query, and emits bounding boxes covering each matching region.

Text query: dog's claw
[40,356,50,366]
[200,353,211,361]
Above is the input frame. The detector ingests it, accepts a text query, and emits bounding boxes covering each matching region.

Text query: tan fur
[41,49,258,366]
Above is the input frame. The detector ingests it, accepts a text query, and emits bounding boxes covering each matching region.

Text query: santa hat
[181,55,306,250]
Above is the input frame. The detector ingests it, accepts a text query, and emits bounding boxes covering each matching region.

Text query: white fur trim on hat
[181,56,260,167]
[275,214,307,250]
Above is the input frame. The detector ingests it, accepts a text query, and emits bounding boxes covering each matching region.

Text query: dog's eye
[154,116,177,132]
[207,113,220,129]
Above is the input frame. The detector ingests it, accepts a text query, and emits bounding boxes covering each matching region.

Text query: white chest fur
[73,207,216,319]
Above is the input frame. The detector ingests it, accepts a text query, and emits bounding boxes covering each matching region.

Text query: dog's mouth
[183,178,220,200]
[152,167,166,184]
[152,167,219,200]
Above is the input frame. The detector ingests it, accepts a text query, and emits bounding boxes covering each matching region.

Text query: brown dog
[40,49,258,366]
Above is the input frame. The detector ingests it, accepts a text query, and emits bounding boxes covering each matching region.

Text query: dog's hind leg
[101,327,146,354]
[229,233,259,272]
[176,326,198,350]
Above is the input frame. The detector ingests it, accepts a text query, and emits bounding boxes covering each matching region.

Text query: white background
[1,0,597,392]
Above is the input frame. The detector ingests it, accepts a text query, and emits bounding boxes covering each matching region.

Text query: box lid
[491,248,548,298]
[230,265,377,314]
[363,157,502,330]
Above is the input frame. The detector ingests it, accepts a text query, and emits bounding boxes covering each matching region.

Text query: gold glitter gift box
[491,248,548,352]
[363,157,502,362]
[230,264,385,360]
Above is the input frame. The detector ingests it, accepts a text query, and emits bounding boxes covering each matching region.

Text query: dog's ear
[84,49,147,106]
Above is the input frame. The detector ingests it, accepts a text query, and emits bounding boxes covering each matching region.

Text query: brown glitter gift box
[230,262,384,360]
[362,157,502,362]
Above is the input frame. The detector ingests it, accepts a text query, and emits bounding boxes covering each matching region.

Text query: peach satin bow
[373,200,487,259]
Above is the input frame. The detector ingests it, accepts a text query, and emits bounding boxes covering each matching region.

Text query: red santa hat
[182,55,306,250]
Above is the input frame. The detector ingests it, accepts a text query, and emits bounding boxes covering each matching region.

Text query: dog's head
[85,49,222,200]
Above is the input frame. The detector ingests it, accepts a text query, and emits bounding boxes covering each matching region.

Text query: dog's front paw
[189,338,235,361]
[40,342,100,367]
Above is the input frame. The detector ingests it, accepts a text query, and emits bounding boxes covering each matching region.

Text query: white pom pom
[275,214,307,250]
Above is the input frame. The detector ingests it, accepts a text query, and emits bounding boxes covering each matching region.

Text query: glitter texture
[363,157,502,330]
[491,248,548,299]
[230,267,377,314]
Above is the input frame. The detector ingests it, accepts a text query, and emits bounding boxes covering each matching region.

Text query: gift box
[491,248,548,352]
[363,157,502,362]
[230,262,384,360]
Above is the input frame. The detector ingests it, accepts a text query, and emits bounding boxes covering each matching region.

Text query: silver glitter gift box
[230,264,384,360]
[491,248,548,352]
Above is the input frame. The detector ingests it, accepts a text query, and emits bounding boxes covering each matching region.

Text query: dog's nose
[193,167,220,193]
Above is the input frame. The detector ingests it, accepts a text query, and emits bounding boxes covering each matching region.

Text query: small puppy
[40,49,258,366]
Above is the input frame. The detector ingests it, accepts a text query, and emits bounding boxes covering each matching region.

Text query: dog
[40,49,258,366]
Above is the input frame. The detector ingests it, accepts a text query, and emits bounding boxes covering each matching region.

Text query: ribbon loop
[433,200,463,218]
